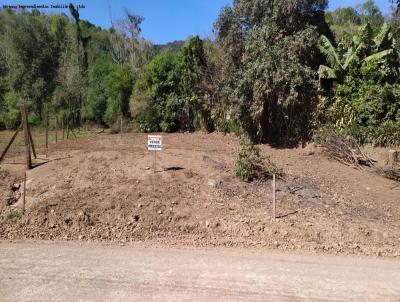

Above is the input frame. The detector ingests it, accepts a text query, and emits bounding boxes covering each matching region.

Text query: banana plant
[318,22,395,82]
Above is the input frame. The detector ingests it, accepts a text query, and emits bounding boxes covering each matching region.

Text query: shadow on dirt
[164,167,185,171]
[277,211,299,219]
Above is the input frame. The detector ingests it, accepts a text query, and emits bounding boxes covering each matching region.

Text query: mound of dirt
[1,132,400,257]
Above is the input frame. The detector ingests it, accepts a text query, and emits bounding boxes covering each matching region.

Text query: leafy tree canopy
[215,0,330,142]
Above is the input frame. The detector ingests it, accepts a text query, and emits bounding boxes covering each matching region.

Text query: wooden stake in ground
[272,174,276,220]
[62,118,64,140]
[20,105,32,170]
[120,116,123,134]
[66,119,69,139]
[0,124,21,163]
[27,122,37,159]
[22,172,26,214]
[45,111,49,149]
[153,151,156,174]
[55,116,58,143]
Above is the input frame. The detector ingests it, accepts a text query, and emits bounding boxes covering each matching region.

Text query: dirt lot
[1,132,400,257]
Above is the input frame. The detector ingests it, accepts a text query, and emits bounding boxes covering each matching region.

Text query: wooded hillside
[0,1,399,146]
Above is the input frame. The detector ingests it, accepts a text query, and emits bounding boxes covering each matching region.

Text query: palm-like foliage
[318,22,395,82]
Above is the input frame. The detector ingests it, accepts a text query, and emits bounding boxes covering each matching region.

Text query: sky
[0,0,394,44]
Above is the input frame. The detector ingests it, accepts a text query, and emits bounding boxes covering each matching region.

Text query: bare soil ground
[1,132,399,257]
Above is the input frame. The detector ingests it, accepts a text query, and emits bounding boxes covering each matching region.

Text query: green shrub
[103,65,134,125]
[235,135,264,182]
[324,81,400,147]
[83,60,113,124]
[130,37,212,134]
[235,135,282,182]
[159,94,186,132]
[3,92,20,129]
[28,113,41,127]
[215,117,238,134]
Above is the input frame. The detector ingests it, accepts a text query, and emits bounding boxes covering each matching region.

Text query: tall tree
[52,4,89,125]
[69,4,89,73]
[325,7,361,40]
[215,0,330,142]
[326,1,384,42]
[356,0,384,29]
[52,15,86,125]
[3,10,57,116]
[109,9,152,74]
[103,64,133,124]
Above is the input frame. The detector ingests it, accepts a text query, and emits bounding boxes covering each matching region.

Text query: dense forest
[0,0,399,146]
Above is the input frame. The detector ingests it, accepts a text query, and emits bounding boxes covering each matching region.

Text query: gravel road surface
[1,242,400,301]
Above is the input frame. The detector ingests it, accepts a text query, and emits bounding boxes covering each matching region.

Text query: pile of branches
[315,128,400,182]
[314,129,373,169]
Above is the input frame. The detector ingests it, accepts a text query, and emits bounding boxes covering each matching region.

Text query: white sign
[148,135,162,151]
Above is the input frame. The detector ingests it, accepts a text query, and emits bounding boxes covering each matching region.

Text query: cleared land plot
[1,132,400,257]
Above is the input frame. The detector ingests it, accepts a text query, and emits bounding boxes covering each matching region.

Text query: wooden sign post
[148,135,162,173]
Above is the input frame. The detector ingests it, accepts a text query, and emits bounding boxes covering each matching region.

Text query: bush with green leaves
[129,74,156,132]
[140,51,181,132]
[103,64,134,124]
[329,77,400,147]
[234,135,282,182]
[82,60,113,124]
[372,120,400,147]
[319,20,400,147]
[235,135,262,182]
[130,36,211,133]
[2,92,20,129]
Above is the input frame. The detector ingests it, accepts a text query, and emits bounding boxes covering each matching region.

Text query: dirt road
[1,242,400,301]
